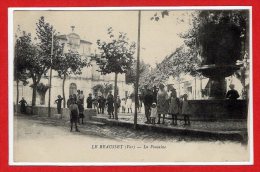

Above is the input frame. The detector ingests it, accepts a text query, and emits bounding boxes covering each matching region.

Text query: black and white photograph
[9,7,252,164]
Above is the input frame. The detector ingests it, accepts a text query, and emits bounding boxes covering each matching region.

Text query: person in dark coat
[226,84,240,100]
[19,97,27,114]
[69,100,80,132]
[78,90,85,106]
[55,95,63,114]
[67,95,73,108]
[98,95,106,114]
[106,91,114,119]
[115,96,121,113]
[226,84,240,116]
[153,85,158,103]
[78,102,84,124]
[143,88,154,124]
[86,93,93,108]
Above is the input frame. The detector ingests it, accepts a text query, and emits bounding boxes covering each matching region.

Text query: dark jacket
[144,91,154,106]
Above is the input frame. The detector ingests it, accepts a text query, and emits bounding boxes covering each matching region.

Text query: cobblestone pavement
[14,115,192,142]
[98,111,247,132]
[15,114,245,142]
[13,115,249,162]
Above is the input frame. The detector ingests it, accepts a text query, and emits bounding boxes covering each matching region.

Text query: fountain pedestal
[197,64,241,99]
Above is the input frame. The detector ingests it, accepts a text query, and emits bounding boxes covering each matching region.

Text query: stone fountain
[188,21,247,120]
[196,22,242,99]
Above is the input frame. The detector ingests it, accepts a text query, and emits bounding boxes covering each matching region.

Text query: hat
[229,84,235,89]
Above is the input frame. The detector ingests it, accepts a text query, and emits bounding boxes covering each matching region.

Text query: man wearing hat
[226,84,239,100]
[86,93,93,108]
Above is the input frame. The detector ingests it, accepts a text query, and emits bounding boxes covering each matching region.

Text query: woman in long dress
[157,84,169,124]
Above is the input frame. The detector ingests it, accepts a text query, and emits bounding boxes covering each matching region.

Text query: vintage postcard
[8,7,253,165]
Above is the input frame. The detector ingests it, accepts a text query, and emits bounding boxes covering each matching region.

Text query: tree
[92,84,104,95]
[14,30,31,110]
[126,60,151,88]
[52,50,89,108]
[142,45,201,92]
[23,16,64,106]
[103,83,113,98]
[152,10,249,97]
[96,27,136,119]
[34,83,50,105]
[92,83,113,97]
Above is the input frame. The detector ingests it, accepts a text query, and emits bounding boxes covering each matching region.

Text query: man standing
[79,90,85,105]
[86,93,93,108]
[226,84,240,100]
[55,95,63,114]
[98,95,106,114]
[67,95,73,108]
[143,87,154,124]
[152,85,158,104]
[69,100,80,132]
[19,97,27,114]
[106,91,114,119]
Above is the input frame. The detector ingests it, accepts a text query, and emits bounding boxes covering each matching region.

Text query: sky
[13,10,192,67]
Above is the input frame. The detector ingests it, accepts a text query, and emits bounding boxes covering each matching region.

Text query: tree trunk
[114,72,118,120]
[32,78,40,107]
[200,77,203,99]
[62,74,66,108]
[32,84,37,106]
[40,93,46,105]
[16,79,19,113]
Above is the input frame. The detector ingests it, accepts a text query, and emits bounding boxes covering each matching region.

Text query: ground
[12,115,250,163]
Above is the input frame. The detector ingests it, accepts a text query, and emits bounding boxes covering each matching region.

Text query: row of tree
[15,17,137,118]
[14,16,89,109]
[142,10,249,98]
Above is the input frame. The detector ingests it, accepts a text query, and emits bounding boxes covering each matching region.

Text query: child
[126,96,132,113]
[121,98,126,113]
[150,103,157,125]
[181,94,191,125]
[169,89,180,125]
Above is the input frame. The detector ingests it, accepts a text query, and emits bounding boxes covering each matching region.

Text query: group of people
[84,91,118,119]
[64,90,86,132]
[18,83,240,129]
[142,83,240,126]
[141,84,191,126]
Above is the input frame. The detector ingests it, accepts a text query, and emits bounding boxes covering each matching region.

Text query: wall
[188,99,248,120]
[15,105,97,120]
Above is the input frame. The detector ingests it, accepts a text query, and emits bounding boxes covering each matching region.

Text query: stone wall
[188,100,248,120]
[14,105,97,120]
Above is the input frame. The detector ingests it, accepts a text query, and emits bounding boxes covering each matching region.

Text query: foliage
[103,83,113,96]
[36,16,64,68]
[14,31,33,86]
[150,10,249,90]
[92,83,113,96]
[35,83,50,95]
[96,27,136,75]
[141,45,201,87]
[52,50,90,77]
[24,16,65,106]
[125,60,151,85]
[92,84,104,94]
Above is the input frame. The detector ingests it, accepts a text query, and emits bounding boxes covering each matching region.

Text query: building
[13,27,133,107]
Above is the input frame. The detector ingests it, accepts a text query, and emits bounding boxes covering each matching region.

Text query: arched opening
[69,83,77,96]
